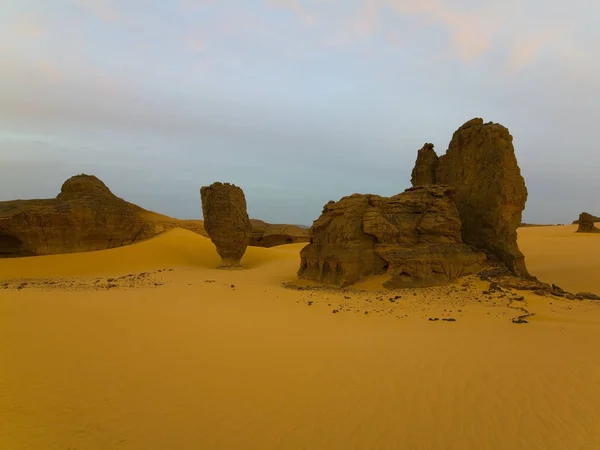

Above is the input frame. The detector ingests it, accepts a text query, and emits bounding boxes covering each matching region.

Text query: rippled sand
[2,226,600,449]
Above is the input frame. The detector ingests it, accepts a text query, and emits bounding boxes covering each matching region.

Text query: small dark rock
[512,318,529,324]
[442,318,456,322]
[332,309,339,314]
[307,301,313,306]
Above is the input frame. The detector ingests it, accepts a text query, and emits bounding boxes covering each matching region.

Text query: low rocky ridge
[250,219,309,247]
[0,175,308,257]
[298,185,486,288]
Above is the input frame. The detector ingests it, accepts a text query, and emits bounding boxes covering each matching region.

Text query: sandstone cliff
[200,182,252,268]
[298,185,486,288]
[0,174,198,257]
[411,118,529,277]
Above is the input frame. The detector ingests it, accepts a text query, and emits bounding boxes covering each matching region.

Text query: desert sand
[2,225,600,449]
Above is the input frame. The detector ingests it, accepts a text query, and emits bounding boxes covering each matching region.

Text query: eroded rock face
[298,185,486,288]
[412,118,529,277]
[249,219,309,247]
[0,174,189,257]
[576,213,600,233]
[200,182,252,267]
[410,143,439,186]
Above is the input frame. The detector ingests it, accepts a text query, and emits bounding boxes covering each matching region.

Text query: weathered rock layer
[411,118,529,277]
[200,182,252,268]
[298,185,486,288]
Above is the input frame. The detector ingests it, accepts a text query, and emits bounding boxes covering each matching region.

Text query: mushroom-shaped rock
[200,182,252,268]
[576,212,600,233]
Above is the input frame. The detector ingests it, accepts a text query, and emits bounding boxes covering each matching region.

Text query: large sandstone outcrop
[576,213,600,233]
[250,219,309,247]
[411,118,529,277]
[0,174,201,257]
[200,182,252,268]
[298,185,486,288]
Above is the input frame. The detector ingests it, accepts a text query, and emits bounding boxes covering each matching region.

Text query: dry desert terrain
[1,224,600,449]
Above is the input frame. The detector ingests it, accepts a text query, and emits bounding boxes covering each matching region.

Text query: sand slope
[518,224,600,293]
[0,228,303,279]
[2,225,600,449]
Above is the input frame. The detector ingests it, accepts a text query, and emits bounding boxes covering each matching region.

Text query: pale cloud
[265,0,316,26]
[71,0,119,22]
[12,16,45,39]
[506,30,560,74]
[184,33,205,53]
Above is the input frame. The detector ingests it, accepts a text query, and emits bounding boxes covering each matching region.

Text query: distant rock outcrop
[298,185,486,288]
[200,182,252,268]
[572,213,600,225]
[576,212,600,233]
[411,118,529,277]
[410,143,438,186]
[0,174,198,257]
[250,219,309,247]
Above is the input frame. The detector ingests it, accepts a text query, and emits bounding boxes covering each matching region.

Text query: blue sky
[1,0,599,225]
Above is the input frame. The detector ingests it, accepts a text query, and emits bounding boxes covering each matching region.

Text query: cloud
[184,33,205,53]
[265,0,316,26]
[12,16,45,39]
[506,31,558,74]
[71,0,119,22]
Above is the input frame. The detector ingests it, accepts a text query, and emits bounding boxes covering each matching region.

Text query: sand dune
[518,224,600,293]
[0,228,303,279]
[2,225,600,449]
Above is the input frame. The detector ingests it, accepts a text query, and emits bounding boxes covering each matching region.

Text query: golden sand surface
[2,226,600,449]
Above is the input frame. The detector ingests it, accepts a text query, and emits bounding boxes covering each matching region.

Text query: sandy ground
[2,225,600,449]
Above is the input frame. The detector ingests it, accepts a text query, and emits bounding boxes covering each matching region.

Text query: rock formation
[411,118,529,277]
[410,143,438,186]
[0,174,200,257]
[298,185,486,288]
[576,212,600,233]
[200,182,252,268]
[250,219,309,247]
[572,213,600,225]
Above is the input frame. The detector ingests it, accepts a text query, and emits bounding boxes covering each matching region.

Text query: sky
[1,0,599,225]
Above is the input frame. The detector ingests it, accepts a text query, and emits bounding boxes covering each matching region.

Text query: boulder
[298,185,486,288]
[249,219,309,247]
[576,212,600,233]
[411,118,529,277]
[200,182,252,268]
[0,174,200,257]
